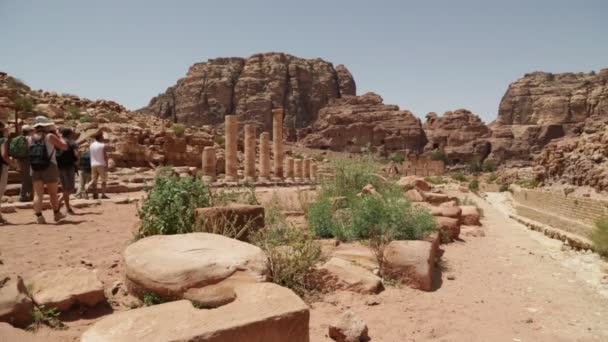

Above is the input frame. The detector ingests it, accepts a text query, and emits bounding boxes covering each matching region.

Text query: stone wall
[402,158,444,177]
[511,188,608,238]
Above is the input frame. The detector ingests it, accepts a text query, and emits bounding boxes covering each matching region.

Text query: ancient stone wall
[402,158,444,177]
[511,188,608,238]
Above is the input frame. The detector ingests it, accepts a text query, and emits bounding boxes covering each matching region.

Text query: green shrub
[65,105,81,120]
[172,123,186,137]
[389,152,405,164]
[252,201,321,297]
[425,176,446,185]
[517,177,539,189]
[137,174,211,239]
[28,305,65,331]
[499,183,510,192]
[482,159,496,172]
[307,196,336,238]
[591,216,608,257]
[451,172,467,182]
[6,76,30,91]
[468,178,479,193]
[321,156,382,199]
[431,149,448,164]
[468,158,482,173]
[488,172,498,183]
[79,114,92,123]
[143,292,165,306]
[215,135,225,147]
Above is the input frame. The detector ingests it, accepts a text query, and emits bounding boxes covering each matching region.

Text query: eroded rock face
[300,92,426,153]
[497,69,608,126]
[424,109,491,163]
[138,52,356,132]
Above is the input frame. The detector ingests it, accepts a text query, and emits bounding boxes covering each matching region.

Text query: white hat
[33,116,55,128]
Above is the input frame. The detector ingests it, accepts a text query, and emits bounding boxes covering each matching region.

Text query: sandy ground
[1,191,608,341]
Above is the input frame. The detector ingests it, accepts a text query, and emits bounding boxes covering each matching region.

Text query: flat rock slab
[26,268,105,311]
[383,240,438,291]
[0,275,33,327]
[124,233,268,298]
[81,282,310,342]
[317,257,383,294]
[330,243,379,271]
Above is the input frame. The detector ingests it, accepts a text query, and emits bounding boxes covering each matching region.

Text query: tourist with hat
[28,116,68,224]
[9,124,34,202]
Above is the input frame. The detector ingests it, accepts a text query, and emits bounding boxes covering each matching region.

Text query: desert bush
[468,177,479,193]
[451,172,467,182]
[252,201,321,297]
[136,174,211,239]
[6,76,30,91]
[425,176,446,185]
[172,123,186,137]
[517,177,539,189]
[488,172,498,183]
[499,183,510,192]
[143,292,165,306]
[307,196,337,238]
[431,149,448,164]
[482,159,496,172]
[211,182,258,206]
[389,152,405,164]
[79,114,92,123]
[65,105,81,120]
[214,135,225,147]
[591,216,608,257]
[28,305,65,331]
[321,155,382,199]
[467,158,482,173]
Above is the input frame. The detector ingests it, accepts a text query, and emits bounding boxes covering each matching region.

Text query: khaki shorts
[91,165,108,182]
[31,163,60,184]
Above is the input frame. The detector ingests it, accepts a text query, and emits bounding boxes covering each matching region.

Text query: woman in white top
[29,116,68,224]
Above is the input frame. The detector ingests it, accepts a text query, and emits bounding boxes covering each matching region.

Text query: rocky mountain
[138,52,356,133]
[299,92,426,154]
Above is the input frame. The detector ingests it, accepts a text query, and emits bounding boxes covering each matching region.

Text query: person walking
[57,128,79,215]
[75,145,91,200]
[10,124,34,202]
[0,122,18,224]
[86,131,109,199]
[29,116,68,224]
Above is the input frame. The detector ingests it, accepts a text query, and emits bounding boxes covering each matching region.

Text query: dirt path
[1,193,607,341]
[310,194,608,341]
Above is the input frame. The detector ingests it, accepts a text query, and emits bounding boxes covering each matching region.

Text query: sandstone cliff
[299,92,426,154]
[497,69,608,126]
[138,52,356,133]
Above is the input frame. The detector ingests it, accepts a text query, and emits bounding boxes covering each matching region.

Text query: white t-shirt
[90,141,106,167]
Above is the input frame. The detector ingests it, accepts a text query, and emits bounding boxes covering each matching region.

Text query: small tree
[11,94,33,134]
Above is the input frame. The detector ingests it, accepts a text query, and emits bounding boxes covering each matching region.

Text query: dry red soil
[1,193,607,341]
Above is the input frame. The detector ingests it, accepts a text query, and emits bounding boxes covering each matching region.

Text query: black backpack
[57,142,77,169]
[29,136,52,171]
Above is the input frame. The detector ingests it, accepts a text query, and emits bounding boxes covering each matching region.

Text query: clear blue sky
[1,0,606,122]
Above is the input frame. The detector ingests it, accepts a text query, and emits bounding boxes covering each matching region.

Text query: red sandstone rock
[0,275,33,328]
[382,240,438,291]
[460,206,481,226]
[329,310,369,342]
[435,216,461,241]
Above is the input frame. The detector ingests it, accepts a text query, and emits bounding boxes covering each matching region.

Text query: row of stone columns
[201,110,318,183]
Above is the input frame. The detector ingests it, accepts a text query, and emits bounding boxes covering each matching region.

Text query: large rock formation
[497,69,608,126]
[138,52,356,132]
[423,109,491,163]
[299,92,426,154]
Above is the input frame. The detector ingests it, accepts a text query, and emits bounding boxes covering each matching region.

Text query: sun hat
[22,124,32,130]
[33,116,55,128]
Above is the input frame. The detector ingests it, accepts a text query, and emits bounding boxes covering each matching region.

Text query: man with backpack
[10,124,33,202]
[56,128,79,215]
[29,116,68,224]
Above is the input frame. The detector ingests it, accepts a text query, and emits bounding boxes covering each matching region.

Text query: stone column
[201,146,216,182]
[310,162,318,181]
[224,115,238,181]
[285,157,294,182]
[259,132,271,181]
[303,158,311,181]
[272,108,284,179]
[294,158,303,182]
[244,123,256,182]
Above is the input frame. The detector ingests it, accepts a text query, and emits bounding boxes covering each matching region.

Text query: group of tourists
[0,116,109,225]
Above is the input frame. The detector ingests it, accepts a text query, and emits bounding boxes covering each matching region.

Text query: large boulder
[460,205,481,226]
[124,233,268,298]
[328,310,369,342]
[195,204,265,241]
[81,282,310,342]
[422,192,453,205]
[316,257,383,294]
[404,189,425,202]
[398,176,431,192]
[435,216,461,241]
[0,275,33,327]
[382,240,438,291]
[26,268,105,311]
